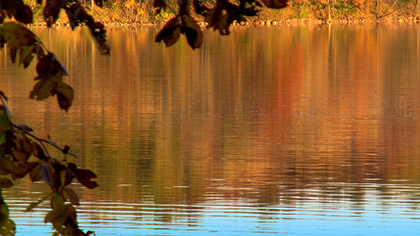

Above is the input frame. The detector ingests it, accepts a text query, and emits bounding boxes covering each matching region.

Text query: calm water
[1,24,420,235]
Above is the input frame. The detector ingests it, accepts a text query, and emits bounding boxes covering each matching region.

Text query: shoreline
[27,16,420,28]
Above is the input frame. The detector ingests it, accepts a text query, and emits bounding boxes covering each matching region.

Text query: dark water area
[1,24,420,235]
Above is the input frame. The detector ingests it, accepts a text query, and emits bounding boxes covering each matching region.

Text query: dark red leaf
[68,163,99,189]
[155,17,182,47]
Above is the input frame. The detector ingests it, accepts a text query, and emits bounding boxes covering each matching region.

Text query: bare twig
[12,123,78,159]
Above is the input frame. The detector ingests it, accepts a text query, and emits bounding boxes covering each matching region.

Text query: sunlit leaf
[30,76,60,101]
[51,193,66,213]
[0,218,16,236]
[19,45,35,68]
[0,204,15,236]
[0,22,38,48]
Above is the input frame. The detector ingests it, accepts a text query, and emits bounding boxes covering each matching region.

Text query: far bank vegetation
[24,0,420,25]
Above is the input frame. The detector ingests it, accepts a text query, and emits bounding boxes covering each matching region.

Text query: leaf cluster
[0,22,74,111]
[155,0,288,48]
[0,1,108,235]
[195,0,288,35]
[48,1,110,55]
[0,95,98,235]
[0,0,33,24]
[155,0,203,49]
[155,14,203,49]
[1,0,109,55]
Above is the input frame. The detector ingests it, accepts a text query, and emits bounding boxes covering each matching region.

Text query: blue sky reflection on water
[10,197,420,236]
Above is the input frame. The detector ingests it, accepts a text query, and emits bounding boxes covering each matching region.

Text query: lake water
[1,24,420,235]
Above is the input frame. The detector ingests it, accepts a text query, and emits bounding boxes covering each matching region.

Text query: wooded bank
[24,0,420,26]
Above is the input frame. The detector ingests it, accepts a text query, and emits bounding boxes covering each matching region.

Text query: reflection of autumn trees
[2,25,420,210]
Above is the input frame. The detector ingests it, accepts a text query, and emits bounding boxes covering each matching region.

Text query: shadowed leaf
[0,174,14,188]
[29,162,43,182]
[154,0,167,13]
[155,17,182,47]
[64,3,110,55]
[40,162,54,186]
[94,0,103,8]
[43,0,64,27]
[54,82,74,112]
[181,14,203,49]
[11,1,33,24]
[259,0,288,8]
[68,163,98,189]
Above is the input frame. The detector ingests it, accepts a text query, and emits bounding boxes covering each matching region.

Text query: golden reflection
[1,25,420,212]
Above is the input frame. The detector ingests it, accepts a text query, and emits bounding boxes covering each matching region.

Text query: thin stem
[12,123,78,159]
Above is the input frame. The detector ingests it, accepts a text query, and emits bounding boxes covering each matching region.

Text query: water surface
[1,24,420,235]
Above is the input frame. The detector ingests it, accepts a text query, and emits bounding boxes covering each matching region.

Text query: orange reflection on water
[1,25,420,212]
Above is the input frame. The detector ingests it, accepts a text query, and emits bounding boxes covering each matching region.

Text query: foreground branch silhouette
[1,0,289,235]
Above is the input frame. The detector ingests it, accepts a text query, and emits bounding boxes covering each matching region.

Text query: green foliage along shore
[25,0,420,25]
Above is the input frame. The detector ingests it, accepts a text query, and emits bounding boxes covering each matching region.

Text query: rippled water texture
[1,24,420,235]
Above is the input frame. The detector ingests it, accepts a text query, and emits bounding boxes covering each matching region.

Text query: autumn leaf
[0,174,14,188]
[155,16,182,47]
[153,0,167,14]
[0,155,37,179]
[64,3,111,55]
[0,109,11,145]
[43,0,65,27]
[0,200,15,235]
[86,21,110,55]
[29,162,43,182]
[40,162,55,187]
[193,0,211,15]
[63,188,80,205]
[68,163,99,189]
[0,0,33,24]
[30,74,62,101]
[30,52,75,110]
[19,45,36,68]
[0,22,40,67]
[181,15,203,49]
[54,82,74,112]
[10,1,33,24]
